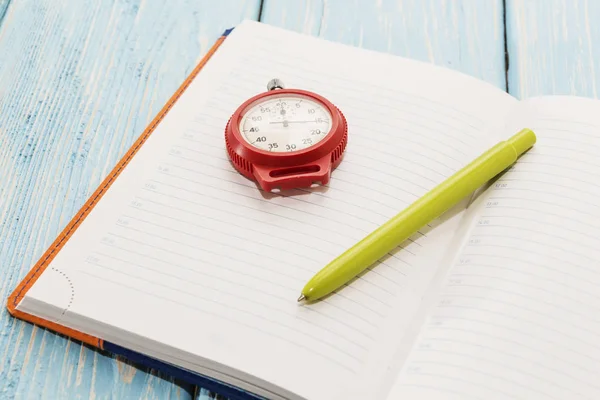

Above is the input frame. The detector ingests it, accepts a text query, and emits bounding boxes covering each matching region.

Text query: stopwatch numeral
[310,129,321,135]
[268,143,278,150]
[302,138,312,145]
[260,107,271,113]
[315,117,324,123]
[251,116,262,121]
[308,109,315,114]
[286,144,297,151]
[249,127,260,132]
[255,136,266,142]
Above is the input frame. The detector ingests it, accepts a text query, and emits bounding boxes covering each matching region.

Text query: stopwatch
[225,78,348,192]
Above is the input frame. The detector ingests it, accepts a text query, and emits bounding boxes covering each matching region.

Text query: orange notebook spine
[6,31,230,350]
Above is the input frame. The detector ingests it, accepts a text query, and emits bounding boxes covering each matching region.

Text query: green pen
[298,128,537,303]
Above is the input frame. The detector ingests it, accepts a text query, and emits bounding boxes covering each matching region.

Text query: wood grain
[0,1,259,399]
[260,0,507,88]
[0,0,9,24]
[0,0,509,399]
[507,0,600,99]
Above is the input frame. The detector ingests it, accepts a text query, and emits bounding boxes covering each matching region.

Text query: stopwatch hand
[269,120,313,124]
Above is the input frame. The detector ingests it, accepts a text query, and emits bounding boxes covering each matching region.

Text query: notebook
[7,19,600,400]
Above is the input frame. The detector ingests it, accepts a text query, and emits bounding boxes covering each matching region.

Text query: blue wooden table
[0,0,597,398]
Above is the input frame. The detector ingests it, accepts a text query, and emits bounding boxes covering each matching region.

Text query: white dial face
[239,94,332,152]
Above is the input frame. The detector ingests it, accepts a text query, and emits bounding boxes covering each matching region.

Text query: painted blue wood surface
[261,0,506,88]
[0,1,260,399]
[507,0,600,99]
[0,1,508,399]
[0,0,9,23]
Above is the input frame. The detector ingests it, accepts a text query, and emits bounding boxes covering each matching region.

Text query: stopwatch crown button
[267,78,285,91]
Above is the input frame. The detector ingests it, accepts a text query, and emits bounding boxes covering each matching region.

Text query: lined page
[17,21,517,400]
[387,96,600,400]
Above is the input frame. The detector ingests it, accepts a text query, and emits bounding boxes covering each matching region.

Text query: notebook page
[386,95,600,400]
[16,20,517,400]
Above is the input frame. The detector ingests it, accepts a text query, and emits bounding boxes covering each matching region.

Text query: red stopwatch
[225,78,348,192]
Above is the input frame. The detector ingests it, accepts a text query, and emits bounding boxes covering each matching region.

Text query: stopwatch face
[238,94,332,152]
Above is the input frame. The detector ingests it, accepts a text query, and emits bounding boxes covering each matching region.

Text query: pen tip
[297,294,306,302]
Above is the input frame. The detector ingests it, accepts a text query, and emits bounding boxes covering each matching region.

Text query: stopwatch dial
[239,94,332,152]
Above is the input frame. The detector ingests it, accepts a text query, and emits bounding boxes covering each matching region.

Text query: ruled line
[92,252,376,344]
[151,170,419,270]
[222,52,485,126]
[465,242,600,280]
[132,195,404,296]
[104,233,296,291]
[533,143,600,159]
[133,195,336,258]
[168,146,432,209]
[412,352,591,399]
[394,384,485,400]
[423,331,600,380]
[479,204,600,236]
[120,213,314,274]
[425,315,600,366]
[86,260,370,357]
[203,92,477,153]
[516,160,600,180]
[441,292,600,338]
[154,170,377,236]
[399,371,520,399]
[487,191,600,212]
[436,304,600,355]
[497,177,600,199]
[166,149,402,226]
[186,118,466,169]
[470,231,600,268]
[111,224,305,284]
[79,269,359,372]
[124,207,320,270]
[141,182,349,248]
[444,276,600,318]
[452,255,600,303]
[533,134,600,150]
[506,168,599,189]
[527,151,600,170]
[458,251,600,290]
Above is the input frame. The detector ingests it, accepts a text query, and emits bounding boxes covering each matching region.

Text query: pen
[298,128,537,303]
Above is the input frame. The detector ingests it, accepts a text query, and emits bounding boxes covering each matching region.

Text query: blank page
[387,96,600,400]
[15,20,517,400]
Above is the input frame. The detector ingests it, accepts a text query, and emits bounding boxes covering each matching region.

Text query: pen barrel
[302,128,536,301]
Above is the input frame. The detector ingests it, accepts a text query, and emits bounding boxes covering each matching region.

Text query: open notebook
[7,20,600,400]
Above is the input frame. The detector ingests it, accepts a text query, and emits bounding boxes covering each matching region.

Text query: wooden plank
[0,0,10,24]
[260,0,507,88]
[0,1,260,399]
[506,0,600,98]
